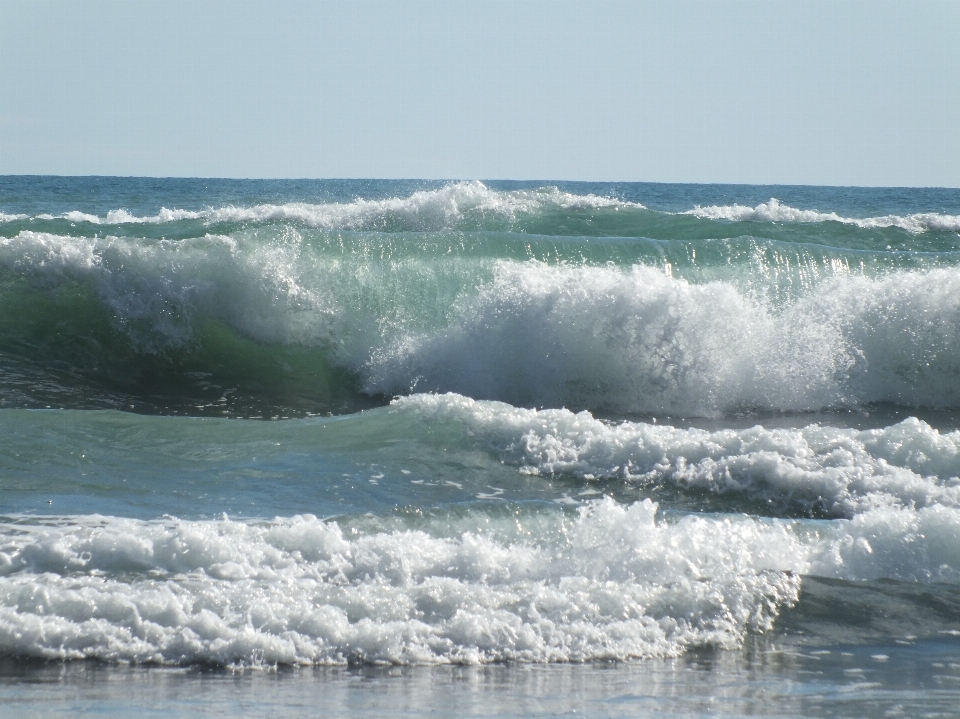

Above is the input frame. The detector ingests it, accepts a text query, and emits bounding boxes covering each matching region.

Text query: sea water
[1,177,960,716]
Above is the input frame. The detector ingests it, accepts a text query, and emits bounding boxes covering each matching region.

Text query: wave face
[2,177,960,669]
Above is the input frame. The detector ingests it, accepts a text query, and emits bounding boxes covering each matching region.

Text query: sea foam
[4,231,960,414]
[0,502,800,665]
[1,496,958,666]
[687,198,960,233]
[398,393,960,518]
[6,182,635,230]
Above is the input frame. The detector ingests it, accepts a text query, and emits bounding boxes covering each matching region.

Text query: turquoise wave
[2,181,960,416]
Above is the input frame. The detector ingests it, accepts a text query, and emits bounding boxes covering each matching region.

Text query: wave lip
[686,198,960,233]
[397,393,960,518]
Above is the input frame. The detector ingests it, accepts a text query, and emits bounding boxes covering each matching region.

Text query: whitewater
[2,176,960,716]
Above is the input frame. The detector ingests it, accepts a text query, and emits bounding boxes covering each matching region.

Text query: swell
[0,182,640,237]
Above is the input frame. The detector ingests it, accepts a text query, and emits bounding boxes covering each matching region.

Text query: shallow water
[5,637,960,718]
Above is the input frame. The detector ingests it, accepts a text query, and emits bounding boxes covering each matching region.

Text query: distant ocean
[2,176,960,717]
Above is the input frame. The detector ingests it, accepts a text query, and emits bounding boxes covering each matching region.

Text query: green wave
[0,277,379,417]
[2,221,960,416]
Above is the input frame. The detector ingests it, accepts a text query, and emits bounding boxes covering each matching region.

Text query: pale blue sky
[1,0,958,185]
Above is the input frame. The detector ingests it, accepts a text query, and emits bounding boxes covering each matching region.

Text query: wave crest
[687,198,960,233]
[398,394,960,518]
[3,182,637,231]
[367,262,960,414]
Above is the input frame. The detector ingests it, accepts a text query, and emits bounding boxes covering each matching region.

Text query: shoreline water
[5,635,960,718]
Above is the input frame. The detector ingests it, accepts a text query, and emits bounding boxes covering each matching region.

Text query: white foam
[0,502,801,665]
[364,262,844,414]
[1,498,958,665]
[397,394,960,518]
[0,212,28,223]
[103,207,205,224]
[13,183,637,229]
[0,230,336,349]
[366,261,960,414]
[809,504,960,583]
[686,198,960,233]
[61,210,101,224]
[5,231,960,414]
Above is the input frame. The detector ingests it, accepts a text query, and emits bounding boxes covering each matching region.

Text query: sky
[1,0,958,186]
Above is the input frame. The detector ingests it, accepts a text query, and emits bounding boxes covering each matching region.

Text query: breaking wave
[398,393,960,518]
[368,262,960,415]
[686,198,960,234]
[3,182,636,231]
[3,227,960,415]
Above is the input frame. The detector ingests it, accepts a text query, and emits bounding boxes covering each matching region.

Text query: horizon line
[2,174,959,191]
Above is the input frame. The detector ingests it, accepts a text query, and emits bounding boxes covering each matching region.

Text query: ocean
[1,176,960,716]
